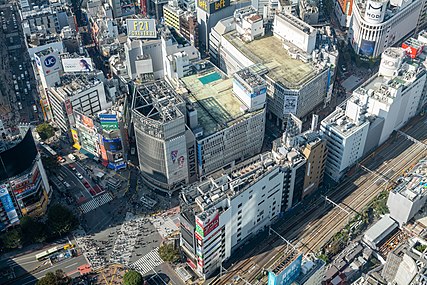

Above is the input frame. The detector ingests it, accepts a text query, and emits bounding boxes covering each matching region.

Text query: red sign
[203,213,219,237]
[402,41,424,59]
[195,231,203,241]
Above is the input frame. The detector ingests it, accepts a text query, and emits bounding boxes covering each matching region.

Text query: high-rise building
[0,129,50,231]
[197,0,251,53]
[387,159,427,227]
[46,73,110,135]
[321,46,426,181]
[180,147,306,279]
[210,8,337,128]
[178,62,266,177]
[334,0,353,27]
[320,105,370,181]
[131,80,192,192]
[349,0,424,58]
[72,108,127,170]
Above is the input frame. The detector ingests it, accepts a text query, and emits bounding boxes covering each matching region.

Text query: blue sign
[44,56,57,67]
[268,254,302,285]
[197,143,203,168]
[0,185,19,224]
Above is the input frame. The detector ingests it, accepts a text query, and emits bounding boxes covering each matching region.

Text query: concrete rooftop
[181,68,253,137]
[223,32,317,88]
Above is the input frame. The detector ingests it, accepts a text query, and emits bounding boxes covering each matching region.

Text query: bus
[42,144,57,156]
[35,245,63,261]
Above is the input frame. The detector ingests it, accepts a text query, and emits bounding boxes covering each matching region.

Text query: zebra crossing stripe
[129,248,163,276]
[80,193,113,214]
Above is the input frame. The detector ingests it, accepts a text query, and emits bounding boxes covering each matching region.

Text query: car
[57,175,64,182]
[57,156,66,163]
[83,181,90,188]
[63,182,71,188]
[18,64,22,70]
[76,172,83,179]
[68,164,76,171]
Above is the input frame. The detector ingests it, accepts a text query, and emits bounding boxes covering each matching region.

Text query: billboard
[0,184,19,224]
[283,95,298,114]
[364,0,387,24]
[99,114,119,131]
[71,129,81,149]
[35,50,61,75]
[0,129,37,181]
[197,0,230,13]
[196,210,220,238]
[75,111,95,129]
[126,19,157,39]
[62,58,93,73]
[267,254,302,285]
[360,39,376,57]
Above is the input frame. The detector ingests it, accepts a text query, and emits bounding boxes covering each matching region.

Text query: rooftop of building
[181,141,306,213]
[234,67,265,89]
[355,0,419,23]
[275,12,315,35]
[223,31,318,88]
[132,80,185,123]
[355,61,425,103]
[321,106,369,138]
[49,73,103,99]
[293,256,325,284]
[267,246,302,276]
[179,61,263,138]
[364,214,398,244]
[392,159,427,200]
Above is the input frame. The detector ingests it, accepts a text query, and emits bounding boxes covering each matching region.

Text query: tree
[41,156,59,173]
[36,269,71,285]
[158,243,179,263]
[123,270,144,285]
[47,204,78,237]
[36,123,55,141]
[20,216,47,245]
[0,228,22,250]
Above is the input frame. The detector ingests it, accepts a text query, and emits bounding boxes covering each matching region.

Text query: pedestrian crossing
[129,247,164,276]
[80,192,113,214]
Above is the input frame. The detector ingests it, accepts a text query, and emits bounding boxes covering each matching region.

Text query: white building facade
[350,0,424,58]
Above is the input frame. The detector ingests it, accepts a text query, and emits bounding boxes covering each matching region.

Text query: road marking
[16,260,38,265]
[64,262,78,269]
[10,255,35,262]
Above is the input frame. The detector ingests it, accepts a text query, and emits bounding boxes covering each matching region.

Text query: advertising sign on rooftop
[126,19,157,39]
[62,58,93,73]
[99,114,119,131]
[197,0,230,13]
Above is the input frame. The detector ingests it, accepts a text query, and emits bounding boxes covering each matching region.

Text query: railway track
[210,118,427,285]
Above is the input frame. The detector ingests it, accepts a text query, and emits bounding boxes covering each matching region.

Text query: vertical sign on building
[0,184,19,224]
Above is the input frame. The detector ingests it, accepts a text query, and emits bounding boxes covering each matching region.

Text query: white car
[76,172,83,179]
[63,182,71,188]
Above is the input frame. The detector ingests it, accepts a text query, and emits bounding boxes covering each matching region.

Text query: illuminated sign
[195,211,220,238]
[62,58,93,73]
[197,0,230,13]
[126,19,157,39]
[267,254,302,285]
[0,184,19,224]
[44,56,56,67]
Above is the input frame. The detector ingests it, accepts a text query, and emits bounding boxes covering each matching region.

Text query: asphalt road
[0,2,41,129]
[0,242,88,285]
